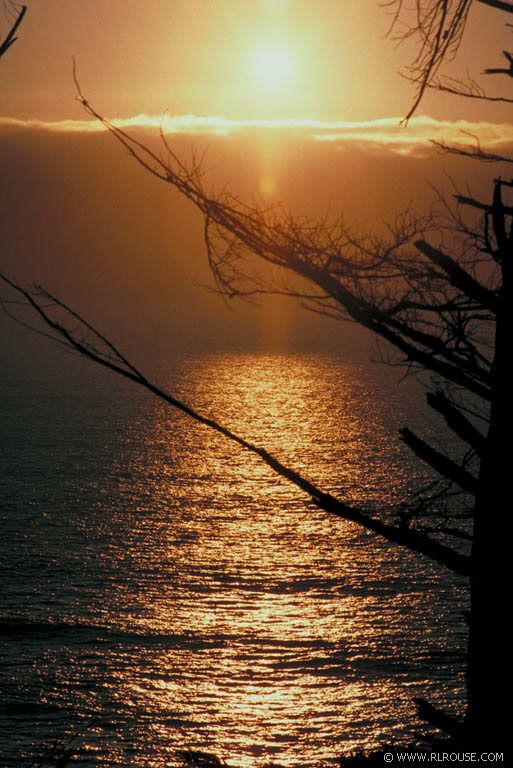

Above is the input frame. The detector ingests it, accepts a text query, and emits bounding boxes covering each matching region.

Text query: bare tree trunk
[466,199,511,746]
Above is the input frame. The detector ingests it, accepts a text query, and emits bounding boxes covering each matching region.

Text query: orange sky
[1,0,512,126]
[1,0,512,358]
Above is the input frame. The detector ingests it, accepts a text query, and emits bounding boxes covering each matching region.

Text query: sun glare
[251,46,294,89]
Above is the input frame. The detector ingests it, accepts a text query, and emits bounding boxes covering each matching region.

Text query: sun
[250,46,295,89]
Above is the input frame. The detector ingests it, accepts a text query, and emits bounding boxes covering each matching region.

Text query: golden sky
[2,0,512,126]
[1,0,512,356]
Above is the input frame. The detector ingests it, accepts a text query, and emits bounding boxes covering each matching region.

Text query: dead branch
[0,270,470,576]
[0,2,26,59]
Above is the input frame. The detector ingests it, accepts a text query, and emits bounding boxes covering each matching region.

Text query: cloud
[1,113,512,154]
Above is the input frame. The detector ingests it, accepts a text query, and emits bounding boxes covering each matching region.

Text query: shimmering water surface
[0,353,467,766]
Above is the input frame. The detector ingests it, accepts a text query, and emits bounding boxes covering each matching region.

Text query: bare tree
[2,0,511,751]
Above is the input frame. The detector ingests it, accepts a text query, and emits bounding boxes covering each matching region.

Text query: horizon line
[0,112,512,153]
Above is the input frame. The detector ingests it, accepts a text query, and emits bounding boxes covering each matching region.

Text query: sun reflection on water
[2,353,467,767]
[103,354,466,765]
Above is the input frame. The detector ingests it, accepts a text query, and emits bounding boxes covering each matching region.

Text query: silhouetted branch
[0,3,26,59]
[430,74,513,104]
[414,240,499,313]
[427,391,486,455]
[314,493,470,575]
[387,0,513,119]
[71,89,497,404]
[478,0,513,12]
[455,191,513,225]
[432,140,513,165]
[414,697,464,739]
[400,427,478,494]
[387,1,473,122]
[0,270,470,576]
[435,525,473,541]
[483,49,513,77]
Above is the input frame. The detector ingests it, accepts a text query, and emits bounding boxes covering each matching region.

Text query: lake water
[0,352,468,766]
